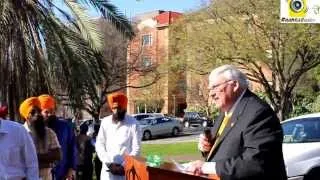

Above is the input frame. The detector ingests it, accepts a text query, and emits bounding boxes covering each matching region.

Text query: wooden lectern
[124,155,220,180]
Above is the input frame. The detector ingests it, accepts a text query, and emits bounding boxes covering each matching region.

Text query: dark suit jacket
[207,90,287,180]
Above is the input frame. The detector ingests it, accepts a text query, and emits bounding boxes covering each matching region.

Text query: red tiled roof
[154,11,182,25]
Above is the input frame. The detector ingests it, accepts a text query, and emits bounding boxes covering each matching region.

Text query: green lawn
[91,142,199,179]
[141,142,198,157]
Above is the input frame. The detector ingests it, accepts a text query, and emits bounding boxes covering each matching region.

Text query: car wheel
[172,127,179,136]
[143,131,152,140]
[202,121,208,127]
[184,121,190,128]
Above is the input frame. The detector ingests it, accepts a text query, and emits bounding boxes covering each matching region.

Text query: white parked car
[282,113,320,180]
[132,113,164,121]
[139,116,183,140]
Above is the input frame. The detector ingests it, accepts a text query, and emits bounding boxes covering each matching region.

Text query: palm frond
[65,0,104,50]
[77,0,135,39]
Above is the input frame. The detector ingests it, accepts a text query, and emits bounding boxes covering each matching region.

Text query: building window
[142,56,152,67]
[142,34,152,46]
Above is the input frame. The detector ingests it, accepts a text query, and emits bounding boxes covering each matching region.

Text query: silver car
[139,116,183,140]
[132,113,164,121]
[282,113,320,180]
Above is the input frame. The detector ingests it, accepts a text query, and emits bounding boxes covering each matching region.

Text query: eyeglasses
[209,80,233,92]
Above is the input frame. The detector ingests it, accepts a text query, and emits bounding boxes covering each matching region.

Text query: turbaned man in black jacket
[188,65,287,180]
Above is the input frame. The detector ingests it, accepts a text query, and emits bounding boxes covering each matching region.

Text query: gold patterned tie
[206,112,232,161]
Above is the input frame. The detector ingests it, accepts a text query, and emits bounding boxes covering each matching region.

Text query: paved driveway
[142,126,203,144]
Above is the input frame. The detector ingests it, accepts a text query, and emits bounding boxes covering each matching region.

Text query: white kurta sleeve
[95,121,111,164]
[129,122,142,156]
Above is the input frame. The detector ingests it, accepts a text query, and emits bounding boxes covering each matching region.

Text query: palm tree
[0,0,134,120]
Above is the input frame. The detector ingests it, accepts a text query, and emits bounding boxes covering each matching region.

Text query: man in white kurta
[96,92,141,180]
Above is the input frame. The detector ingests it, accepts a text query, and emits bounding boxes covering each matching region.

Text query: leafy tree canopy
[170,0,320,120]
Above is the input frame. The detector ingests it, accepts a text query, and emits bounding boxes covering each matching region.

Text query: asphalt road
[142,125,205,144]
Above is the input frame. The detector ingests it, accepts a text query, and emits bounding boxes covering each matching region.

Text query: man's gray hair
[209,65,249,89]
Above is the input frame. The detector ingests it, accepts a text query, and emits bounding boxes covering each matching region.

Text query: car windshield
[282,117,320,143]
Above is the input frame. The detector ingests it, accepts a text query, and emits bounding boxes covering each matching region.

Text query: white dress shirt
[96,115,142,180]
[0,119,39,180]
[201,89,247,174]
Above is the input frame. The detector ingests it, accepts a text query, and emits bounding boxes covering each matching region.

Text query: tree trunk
[93,106,101,123]
[8,85,15,121]
[277,108,284,122]
[276,91,293,121]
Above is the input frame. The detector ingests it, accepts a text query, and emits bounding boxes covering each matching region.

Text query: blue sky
[54,0,207,21]
[89,0,206,17]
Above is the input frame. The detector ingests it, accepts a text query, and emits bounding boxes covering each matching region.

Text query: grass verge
[141,141,198,157]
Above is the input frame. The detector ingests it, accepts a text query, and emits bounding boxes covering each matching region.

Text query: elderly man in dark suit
[188,65,287,180]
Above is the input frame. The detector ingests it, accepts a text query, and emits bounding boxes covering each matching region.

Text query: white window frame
[141,34,152,46]
[142,56,152,68]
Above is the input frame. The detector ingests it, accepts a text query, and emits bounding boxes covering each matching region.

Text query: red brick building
[127,11,186,116]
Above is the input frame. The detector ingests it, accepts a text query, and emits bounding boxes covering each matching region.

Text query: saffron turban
[38,94,56,110]
[19,97,41,120]
[107,92,128,110]
[0,105,8,118]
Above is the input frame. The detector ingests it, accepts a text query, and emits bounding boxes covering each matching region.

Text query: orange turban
[19,97,41,120]
[107,92,128,110]
[38,94,56,110]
